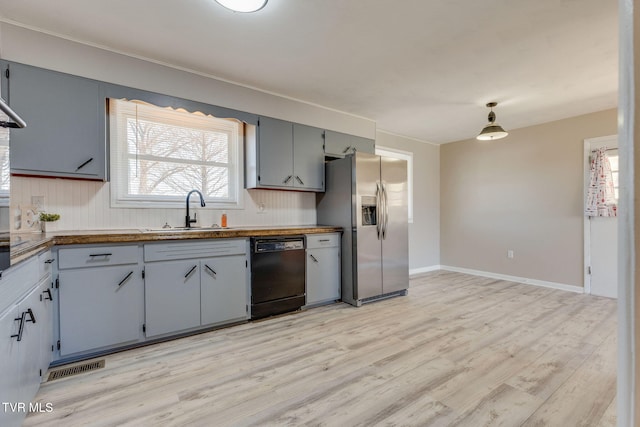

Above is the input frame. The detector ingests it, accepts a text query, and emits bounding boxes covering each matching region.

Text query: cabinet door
[257,117,294,187]
[293,124,325,191]
[201,255,248,325]
[145,260,201,337]
[324,130,375,157]
[17,284,44,403]
[38,276,54,379]
[3,61,105,180]
[59,266,143,356]
[324,130,353,157]
[0,304,22,427]
[351,135,375,154]
[306,247,341,306]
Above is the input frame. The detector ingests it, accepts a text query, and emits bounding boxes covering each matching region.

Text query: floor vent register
[47,359,106,382]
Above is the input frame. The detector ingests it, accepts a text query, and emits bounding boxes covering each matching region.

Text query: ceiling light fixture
[476,102,508,141]
[215,0,268,12]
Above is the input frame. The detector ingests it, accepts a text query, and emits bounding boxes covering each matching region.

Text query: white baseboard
[409,265,442,276]
[439,265,584,294]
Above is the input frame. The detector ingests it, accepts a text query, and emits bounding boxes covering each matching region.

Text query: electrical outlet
[257,202,266,214]
[31,196,45,212]
[507,250,514,259]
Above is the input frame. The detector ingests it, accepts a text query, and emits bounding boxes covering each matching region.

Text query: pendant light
[215,0,268,12]
[476,102,508,141]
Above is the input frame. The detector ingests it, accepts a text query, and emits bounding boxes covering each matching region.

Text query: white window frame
[375,146,413,223]
[109,99,244,209]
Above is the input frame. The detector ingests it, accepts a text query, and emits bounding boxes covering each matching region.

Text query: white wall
[0,22,374,231]
[440,109,618,288]
[617,0,637,422]
[0,23,375,138]
[11,177,316,231]
[376,131,440,272]
[1,23,441,275]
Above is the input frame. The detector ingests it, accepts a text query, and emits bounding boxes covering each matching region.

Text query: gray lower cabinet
[246,117,325,191]
[57,245,143,356]
[0,61,106,180]
[144,239,249,338]
[200,255,247,325]
[144,259,202,337]
[324,130,375,158]
[305,233,341,306]
[0,303,22,427]
[0,256,52,427]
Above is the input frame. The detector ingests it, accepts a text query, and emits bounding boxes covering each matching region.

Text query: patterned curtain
[585,147,617,217]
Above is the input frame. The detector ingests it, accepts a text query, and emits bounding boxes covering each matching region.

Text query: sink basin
[140,226,235,233]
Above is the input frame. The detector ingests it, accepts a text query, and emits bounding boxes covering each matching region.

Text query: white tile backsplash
[11,177,317,231]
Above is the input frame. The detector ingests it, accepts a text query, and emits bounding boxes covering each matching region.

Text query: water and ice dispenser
[361,196,377,226]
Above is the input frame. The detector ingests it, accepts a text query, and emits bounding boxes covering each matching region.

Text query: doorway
[583,135,619,298]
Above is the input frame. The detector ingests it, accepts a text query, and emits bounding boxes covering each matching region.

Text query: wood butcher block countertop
[10,225,342,265]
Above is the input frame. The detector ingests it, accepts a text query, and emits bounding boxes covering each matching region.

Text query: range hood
[0,97,26,128]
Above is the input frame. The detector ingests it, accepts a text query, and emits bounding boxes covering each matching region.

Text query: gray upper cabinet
[255,117,294,188]
[293,123,324,191]
[324,130,375,158]
[1,61,106,180]
[246,117,325,192]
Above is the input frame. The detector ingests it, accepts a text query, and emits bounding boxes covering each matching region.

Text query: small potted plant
[39,212,60,233]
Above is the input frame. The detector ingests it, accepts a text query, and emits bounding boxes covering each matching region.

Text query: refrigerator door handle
[375,182,382,239]
[382,182,389,240]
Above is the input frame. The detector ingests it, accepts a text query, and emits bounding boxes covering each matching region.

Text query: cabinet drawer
[306,233,340,249]
[144,239,247,262]
[58,245,139,269]
[37,250,55,280]
[0,257,38,314]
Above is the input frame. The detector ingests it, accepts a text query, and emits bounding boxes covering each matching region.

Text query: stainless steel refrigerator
[316,152,409,306]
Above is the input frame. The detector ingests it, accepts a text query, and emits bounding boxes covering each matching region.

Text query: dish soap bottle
[221,211,228,228]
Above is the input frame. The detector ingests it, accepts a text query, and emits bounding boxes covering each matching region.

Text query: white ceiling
[0,0,618,144]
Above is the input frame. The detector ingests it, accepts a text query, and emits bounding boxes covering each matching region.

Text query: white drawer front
[0,257,39,314]
[306,233,340,249]
[144,239,247,262]
[58,245,139,269]
[37,249,55,280]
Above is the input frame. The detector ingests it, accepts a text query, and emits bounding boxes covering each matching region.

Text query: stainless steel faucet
[185,190,206,228]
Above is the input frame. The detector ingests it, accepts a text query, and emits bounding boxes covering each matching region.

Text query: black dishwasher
[250,236,306,319]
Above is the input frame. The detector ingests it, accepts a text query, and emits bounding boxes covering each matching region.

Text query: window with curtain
[608,149,619,200]
[109,99,243,208]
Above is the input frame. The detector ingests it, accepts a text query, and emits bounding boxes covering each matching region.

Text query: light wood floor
[25,271,617,427]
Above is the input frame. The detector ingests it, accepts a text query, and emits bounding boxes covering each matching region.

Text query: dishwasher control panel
[253,238,305,253]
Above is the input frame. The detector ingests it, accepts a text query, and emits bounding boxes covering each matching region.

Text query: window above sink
[109,99,244,210]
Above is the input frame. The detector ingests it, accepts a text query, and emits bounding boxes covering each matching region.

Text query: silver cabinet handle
[184,265,198,279]
[25,308,36,324]
[44,258,55,264]
[89,253,112,257]
[283,175,293,184]
[75,157,94,171]
[342,146,353,154]
[204,264,217,277]
[117,271,134,288]
[295,176,304,185]
[11,312,26,341]
[309,254,319,263]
